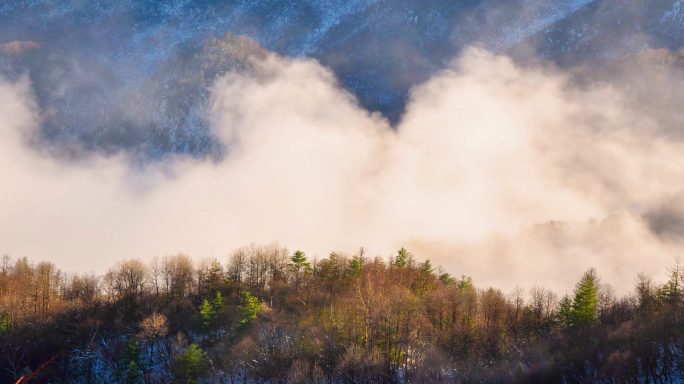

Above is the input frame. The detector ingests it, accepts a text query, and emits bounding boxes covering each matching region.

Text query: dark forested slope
[2,245,684,383]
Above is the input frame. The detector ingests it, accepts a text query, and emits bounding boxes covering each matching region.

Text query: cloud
[1,49,683,294]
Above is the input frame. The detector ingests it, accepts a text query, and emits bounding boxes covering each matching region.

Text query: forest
[1,243,684,383]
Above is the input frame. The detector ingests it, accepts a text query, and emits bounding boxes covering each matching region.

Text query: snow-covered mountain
[1,0,683,158]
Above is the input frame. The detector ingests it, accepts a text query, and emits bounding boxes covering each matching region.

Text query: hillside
[2,246,684,383]
[3,0,684,157]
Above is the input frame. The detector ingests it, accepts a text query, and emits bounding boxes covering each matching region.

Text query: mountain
[508,0,684,66]
[1,0,684,157]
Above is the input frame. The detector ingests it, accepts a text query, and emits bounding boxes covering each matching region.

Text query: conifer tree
[197,299,215,334]
[356,247,366,265]
[416,259,435,294]
[556,294,573,329]
[237,291,261,326]
[393,247,410,268]
[458,275,473,290]
[572,268,599,326]
[212,291,227,314]
[657,258,682,305]
[212,291,227,334]
[0,312,12,333]
[290,250,313,273]
[439,273,456,287]
[349,255,363,278]
[172,344,209,384]
[321,252,341,280]
[122,339,143,384]
[422,260,434,275]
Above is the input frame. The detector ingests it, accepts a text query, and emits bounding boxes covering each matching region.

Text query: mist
[1,49,683,294]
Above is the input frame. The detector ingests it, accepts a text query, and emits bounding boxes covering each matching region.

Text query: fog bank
[1,49,683,294]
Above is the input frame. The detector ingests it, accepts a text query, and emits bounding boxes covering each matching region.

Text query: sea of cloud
[1,49,683,294]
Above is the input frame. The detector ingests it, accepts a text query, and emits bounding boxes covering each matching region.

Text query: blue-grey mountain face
[1,0,683,158]
[509,0,684,65]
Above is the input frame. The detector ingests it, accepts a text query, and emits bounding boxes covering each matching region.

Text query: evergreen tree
[212,291,227,334]
[349,255,363,278]
[196,299,215,334]
[416,259,435,294]
[212,291,227,315]
[393,247,410,268]
[657,259,682,305]
[458,275,473,290]
[439,273,456,287]
[572,268,599,327]
[122,339,143,384]
[237,291,261,326]
[356,247,367,265]
[421,260,434,275]
[320,252,341,280]
[0,312,12,333]
[171,344,209,384]
[556,294,573,329]
[290,250,313,273]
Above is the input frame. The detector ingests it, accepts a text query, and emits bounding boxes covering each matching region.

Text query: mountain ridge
[2,0,683,158]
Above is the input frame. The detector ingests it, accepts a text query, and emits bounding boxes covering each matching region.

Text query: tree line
[1,243,684,383]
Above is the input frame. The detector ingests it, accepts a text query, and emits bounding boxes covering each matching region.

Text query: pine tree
[171,344,209,384]
[421,260,434,275]
[349,255,363,278]
[290,250,313,273]
[237,291,261,326]
[320,252,341,280]
[572,268,599,327]
[122,339,143,384]
[212,291,227,334]
[0,312,13,333]
[439,273,456,287]
[416,259,435,294]
[556,294,573,329]
[212,291,227,314]
[356,247,367,265]
[197,299,215,334]
[458,275,473,290]
[657,258,682,305]
[393,248,410,268]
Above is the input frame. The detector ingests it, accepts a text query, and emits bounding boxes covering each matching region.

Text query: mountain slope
[1,0,683,157]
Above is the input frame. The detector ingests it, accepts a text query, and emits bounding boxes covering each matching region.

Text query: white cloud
[1,50,682,293]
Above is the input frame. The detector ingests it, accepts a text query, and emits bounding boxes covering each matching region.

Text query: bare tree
[148,256,162,298]
[161,254,193,299]
[104,259,147,304]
